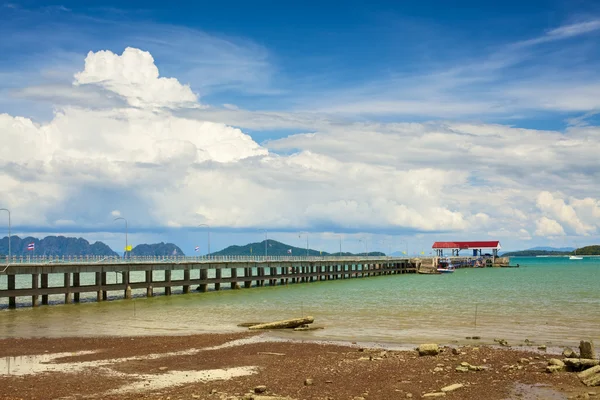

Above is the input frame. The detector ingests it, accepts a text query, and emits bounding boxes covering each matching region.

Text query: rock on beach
[418,344,440,356]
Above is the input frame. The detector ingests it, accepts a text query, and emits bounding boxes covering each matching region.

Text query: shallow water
[0,257,599,347]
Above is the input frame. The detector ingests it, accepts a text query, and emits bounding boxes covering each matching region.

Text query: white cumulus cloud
[535,217,566,237]
[74,47,198,109]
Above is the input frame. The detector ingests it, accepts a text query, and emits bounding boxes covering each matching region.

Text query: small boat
[570,247,583,260]
[437,258,455,273]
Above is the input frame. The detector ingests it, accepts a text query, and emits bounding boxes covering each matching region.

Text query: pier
[0,256,417,308]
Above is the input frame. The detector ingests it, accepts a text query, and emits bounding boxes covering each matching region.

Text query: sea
[1,256,599,349]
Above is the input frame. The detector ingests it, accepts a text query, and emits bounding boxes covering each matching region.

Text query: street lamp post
[258,229,268,257]
[337,234,343,256]
[0,208,10,263]
[198,224,210,257]
[298,232,309,257]
[113,217,128,259]
[359,238,368,256]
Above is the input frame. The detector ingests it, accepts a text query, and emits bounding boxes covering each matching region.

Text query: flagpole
[198,224,210,257]
[114,217,128,259]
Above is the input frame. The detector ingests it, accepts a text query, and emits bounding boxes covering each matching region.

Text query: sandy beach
[0,331,596,400]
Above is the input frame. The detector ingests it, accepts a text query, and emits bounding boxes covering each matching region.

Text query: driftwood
[237,322,265,328]
[293,325,325,331]
[248,316,314,330]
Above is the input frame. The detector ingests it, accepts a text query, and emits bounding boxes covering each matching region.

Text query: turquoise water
[1,257,599,348]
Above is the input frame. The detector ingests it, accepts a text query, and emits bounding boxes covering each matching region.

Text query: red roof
[432,241,501,250]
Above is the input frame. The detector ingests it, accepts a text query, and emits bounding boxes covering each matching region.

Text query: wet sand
[0,332,596,400]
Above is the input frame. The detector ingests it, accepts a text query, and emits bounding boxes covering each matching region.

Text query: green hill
[502,245,600,257]
[574,245,600,255]
[211,240,385,257]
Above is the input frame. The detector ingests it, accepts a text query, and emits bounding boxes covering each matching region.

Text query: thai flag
[287,249,292,254]
[27,243,35,251]
[194,246,200,252]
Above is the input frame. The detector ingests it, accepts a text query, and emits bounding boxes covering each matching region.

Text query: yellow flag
[402,251,407,255]
[250,247,253,254]
[421,251,425,255]
[125,245,132,252]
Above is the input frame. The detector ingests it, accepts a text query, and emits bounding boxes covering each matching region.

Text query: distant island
[502,245,600,257]
[0,236,183,257]
[212,240,385,257]
[0,236,385,257]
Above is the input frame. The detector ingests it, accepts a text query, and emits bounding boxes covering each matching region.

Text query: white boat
[437,258,455,273]
[570,246,583,260]
[569,255,583,260]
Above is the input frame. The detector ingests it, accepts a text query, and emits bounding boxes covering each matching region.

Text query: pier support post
[123,271,132,299]
[101,272,108,300]
[256,267,262,287]
[165,270,172,296]
[41,273,48,305]
[8,274,16,309]
[244,267,252,288]
[280,266,285,286]
[31,274,39,307]
[269,267,276,286]
[231,267,239,290]
[95,272,103,302]
[215,268,221,291]
[183,269,190,294]
[73,273,80,303]
[145,270,153,297]
[64,273,72,304]
[199,269,208,292]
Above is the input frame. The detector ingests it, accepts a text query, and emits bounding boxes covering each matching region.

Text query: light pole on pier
[113,217,128,259]
[258,229,268,257]
[0,208,10,263]
[378,238,392,256]
[337,234,343,256]
[359,237,368,256]
[198,224,210,257]
[298,232,309,257]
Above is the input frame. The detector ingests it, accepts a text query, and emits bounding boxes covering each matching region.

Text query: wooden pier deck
[0,256,417,308]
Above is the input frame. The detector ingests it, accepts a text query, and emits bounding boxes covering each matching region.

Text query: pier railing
[1,255,408,265]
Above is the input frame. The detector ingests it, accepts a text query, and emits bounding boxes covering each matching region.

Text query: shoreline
[0,332,596,400]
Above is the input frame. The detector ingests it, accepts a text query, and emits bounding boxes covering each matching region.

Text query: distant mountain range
[527,246,575,252]
[502,246,599,257]
[211,240,385,257]
[0,236,118,257]
[0,236,183,257]
[0,236,385,257]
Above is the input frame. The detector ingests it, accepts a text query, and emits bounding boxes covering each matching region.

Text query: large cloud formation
[1,47,600,243]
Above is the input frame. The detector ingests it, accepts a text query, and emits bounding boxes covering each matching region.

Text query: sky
[1,0,600,254]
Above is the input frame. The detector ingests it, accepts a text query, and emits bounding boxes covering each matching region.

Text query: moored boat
[437,258,455,273]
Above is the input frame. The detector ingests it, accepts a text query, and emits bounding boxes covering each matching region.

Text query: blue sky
[1,0,600,254]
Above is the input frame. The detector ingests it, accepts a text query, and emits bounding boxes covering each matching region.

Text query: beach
[0,331,595,400]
